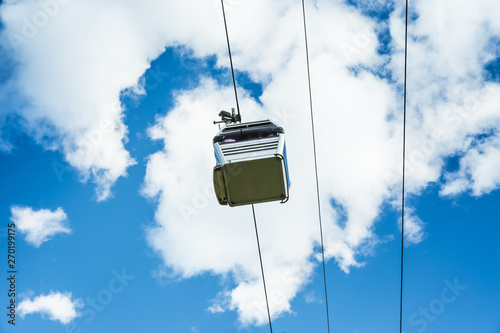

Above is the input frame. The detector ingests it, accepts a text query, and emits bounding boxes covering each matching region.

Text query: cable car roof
[214,120,284,144]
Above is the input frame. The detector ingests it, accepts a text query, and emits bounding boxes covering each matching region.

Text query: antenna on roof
[214,107,241,125]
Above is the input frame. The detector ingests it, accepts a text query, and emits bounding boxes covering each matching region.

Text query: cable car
[212,109,290,207]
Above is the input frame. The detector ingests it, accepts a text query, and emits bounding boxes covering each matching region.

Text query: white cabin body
[213,119,290,207]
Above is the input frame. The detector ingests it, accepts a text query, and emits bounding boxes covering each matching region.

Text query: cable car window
[219,125,280,144]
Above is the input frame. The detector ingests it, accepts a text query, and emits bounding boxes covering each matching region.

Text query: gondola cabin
[213,117,290,207]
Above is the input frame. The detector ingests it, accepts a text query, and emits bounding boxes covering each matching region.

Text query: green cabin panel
[213,157,287,207]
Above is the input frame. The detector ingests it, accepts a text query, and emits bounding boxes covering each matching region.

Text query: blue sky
[1,0,500,332]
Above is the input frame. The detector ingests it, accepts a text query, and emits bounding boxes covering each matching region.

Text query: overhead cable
[220,0,241,116]
[400,0,410,332]
[220,1,273,331]
[252,205,274,333]
[301,1,331,332]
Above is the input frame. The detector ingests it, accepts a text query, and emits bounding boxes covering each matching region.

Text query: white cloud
[441,134,500,196]
[18,291,83,324]
[388,0,500,196]
[402,208,425,245]
[0,0,180,200]
[11,206,70,247]
[0,0,381,202]
[142,70,394,324]
[208,304,225,314]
